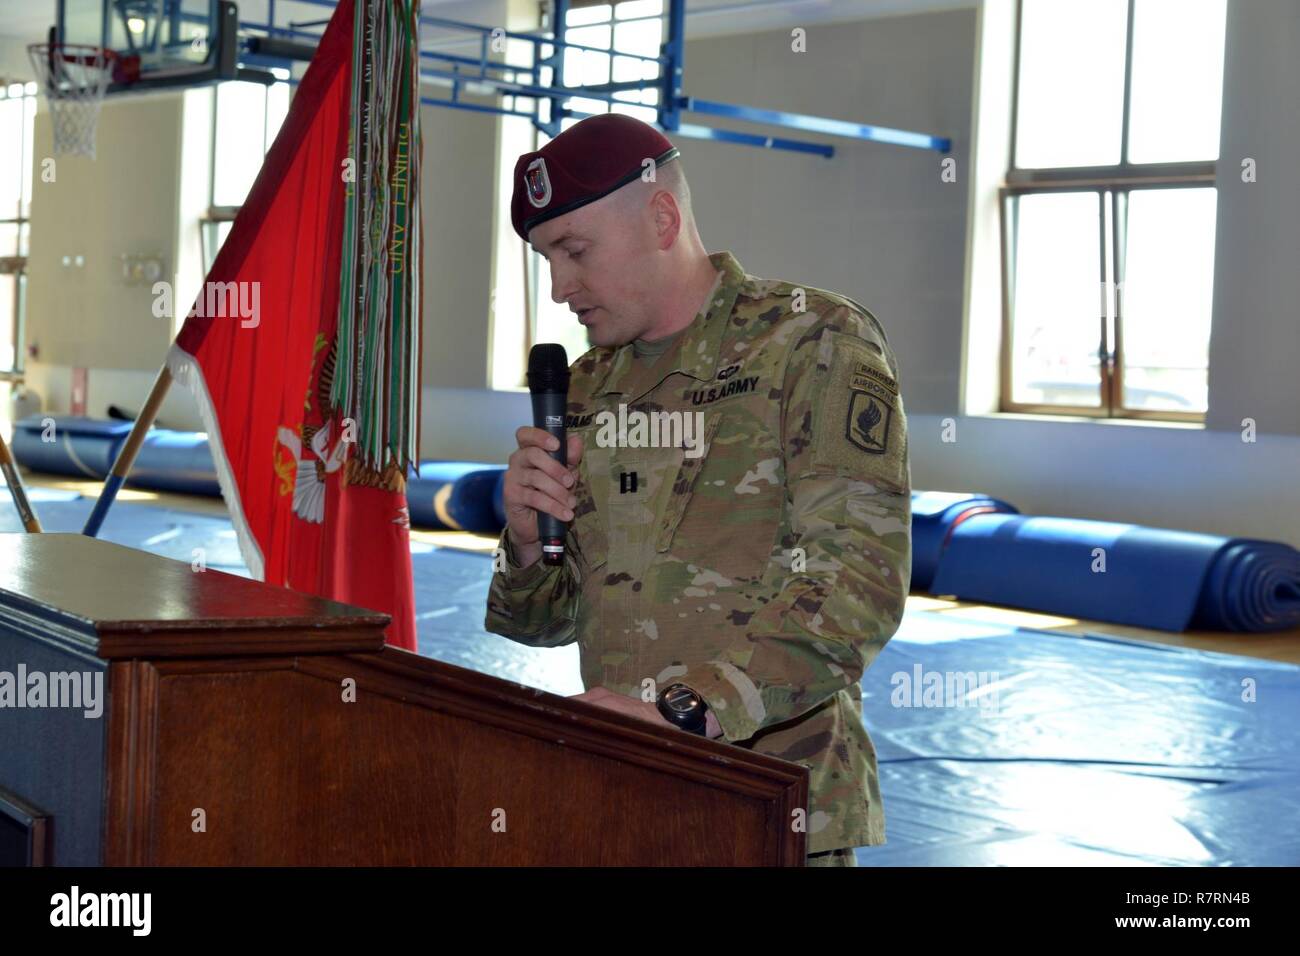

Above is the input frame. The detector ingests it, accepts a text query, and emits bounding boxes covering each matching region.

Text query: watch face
[658,684,706,734]
[662,684,700,714]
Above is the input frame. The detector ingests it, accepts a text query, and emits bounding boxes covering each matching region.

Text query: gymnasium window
[0,81,38,426]
[500,0,665,386]
[200,71,291,272]
[1001,0,1227,421]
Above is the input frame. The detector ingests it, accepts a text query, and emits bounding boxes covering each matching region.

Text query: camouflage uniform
[486,251,911,856]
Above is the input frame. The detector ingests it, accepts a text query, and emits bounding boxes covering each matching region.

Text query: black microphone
[528,343,570,566]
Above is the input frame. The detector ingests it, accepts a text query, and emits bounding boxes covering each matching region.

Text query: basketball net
[27,43,119,159]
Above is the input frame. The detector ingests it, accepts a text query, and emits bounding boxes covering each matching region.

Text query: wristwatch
[656,683,709,735]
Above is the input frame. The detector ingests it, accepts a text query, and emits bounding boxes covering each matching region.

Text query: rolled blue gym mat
[1192,539,1300,632]
[910,491,1020,592]
[930,512,1300,633]
[11,415,132,478]
[127,429,221,497]
[408,462,508,533]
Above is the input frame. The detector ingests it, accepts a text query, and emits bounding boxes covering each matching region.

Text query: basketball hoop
[27,43,138,159]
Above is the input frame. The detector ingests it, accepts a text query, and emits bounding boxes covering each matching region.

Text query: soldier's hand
[503,427,585,569]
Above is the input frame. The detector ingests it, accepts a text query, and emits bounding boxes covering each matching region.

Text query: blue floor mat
[0,492,249,572]
[4,492,1296,865]
[856,615,1300,865]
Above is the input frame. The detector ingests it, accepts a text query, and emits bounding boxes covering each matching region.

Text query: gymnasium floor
[8,477,1300,866]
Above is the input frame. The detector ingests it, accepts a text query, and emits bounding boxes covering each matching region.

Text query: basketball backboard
[54,0,238,92]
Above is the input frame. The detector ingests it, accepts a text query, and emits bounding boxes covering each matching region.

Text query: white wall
[909,412,1300,545]
[0,36,35,83]
[1205,0,1300,435]
[25,92,184,372]
[678,9,974,414]
[419,98,499,390]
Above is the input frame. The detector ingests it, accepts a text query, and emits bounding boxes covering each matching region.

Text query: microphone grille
[528,343,570,391]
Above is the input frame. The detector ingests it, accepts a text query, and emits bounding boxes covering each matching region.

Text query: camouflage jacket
[485,250,912,853]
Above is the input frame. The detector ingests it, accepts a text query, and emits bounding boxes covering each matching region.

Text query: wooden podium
[0,534,808,865]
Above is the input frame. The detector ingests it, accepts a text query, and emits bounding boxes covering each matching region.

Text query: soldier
[486,113,911,867]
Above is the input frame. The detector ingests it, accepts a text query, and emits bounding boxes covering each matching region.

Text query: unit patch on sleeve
[808,331,906,481]
[847,358,897,455]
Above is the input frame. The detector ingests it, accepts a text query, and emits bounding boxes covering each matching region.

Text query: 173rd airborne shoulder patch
[810,331,906,487]
[847,355,897,454]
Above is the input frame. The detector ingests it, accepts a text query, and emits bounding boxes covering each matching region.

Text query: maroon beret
[511,113,680,242]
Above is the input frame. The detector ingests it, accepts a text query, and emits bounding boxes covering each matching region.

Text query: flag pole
[0,427,42,532]
[82,364,173,537]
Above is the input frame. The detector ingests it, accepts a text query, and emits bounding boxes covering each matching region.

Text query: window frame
[999,0,1219,423]
[199,76,289,272]
[0,82,37,381]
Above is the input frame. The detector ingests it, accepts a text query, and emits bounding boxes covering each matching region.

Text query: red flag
[167,0,421,651]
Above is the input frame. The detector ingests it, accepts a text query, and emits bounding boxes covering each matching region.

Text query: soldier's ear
[650,189,682,250]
